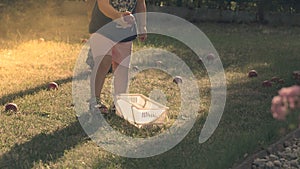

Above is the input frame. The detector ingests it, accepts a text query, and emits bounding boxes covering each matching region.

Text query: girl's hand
[114,11,135,29]
[138,26,147,42]
[122,11,135,25]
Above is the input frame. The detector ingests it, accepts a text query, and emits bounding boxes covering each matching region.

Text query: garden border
[233,128,300,169]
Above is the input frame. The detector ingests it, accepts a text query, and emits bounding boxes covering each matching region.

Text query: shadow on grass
[0,77,72,106]
[0,120,88,168]
[0,71,92,106]
[93,117,208,169]
[0,71,92,168]
[92,63,299,169]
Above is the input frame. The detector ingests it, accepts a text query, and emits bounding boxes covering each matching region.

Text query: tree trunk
[176,0,182,7]
[257,0,271,23]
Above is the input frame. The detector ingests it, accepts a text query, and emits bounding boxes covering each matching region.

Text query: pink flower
[271,96,289,120]
[278,85,300,110]
[271,85,300,121]
[290,85,300,106]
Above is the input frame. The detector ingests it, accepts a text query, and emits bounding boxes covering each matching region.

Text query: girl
[88,0,147,113]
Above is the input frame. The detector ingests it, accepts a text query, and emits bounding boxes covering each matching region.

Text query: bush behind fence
[147,5,300,26]
[146,0,300,14]
[0,0,299,25]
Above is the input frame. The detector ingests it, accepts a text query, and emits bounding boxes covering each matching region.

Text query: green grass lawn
[1,1,300,169]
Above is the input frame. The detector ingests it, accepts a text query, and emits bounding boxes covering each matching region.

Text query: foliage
[271,85,300,120]
[145,0,300,13]
[1,1,300,168]
[1,0,299,13]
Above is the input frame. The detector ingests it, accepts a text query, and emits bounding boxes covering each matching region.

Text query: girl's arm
[136,0,147,41]
[97,0,124,20]
[97,0,134,28]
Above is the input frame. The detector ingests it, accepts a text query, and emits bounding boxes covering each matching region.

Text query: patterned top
[89,0,138,42]
[110,0,137,12]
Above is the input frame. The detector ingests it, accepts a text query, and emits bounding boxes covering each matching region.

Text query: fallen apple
[38,38,45,43]
[132,66,139,71]
[197,58,203,64]
[156,60,163,67]
[81,38,88,43]
[248,70,258,78]
[262,80,272,87]
[270,76,280,82]
[206,53,215,61]
[48,82,58,90]
[173,76,183,84]
[292,71,300,76]
[278,79,285,84]
[293,71,300,80]
[5,103,18,112]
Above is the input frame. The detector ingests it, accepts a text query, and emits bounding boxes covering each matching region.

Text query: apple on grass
[293,71,300,80]
[270,76,280,82]
[5,103,18,112]
[173,76,183,84]
[278,79,285,84]
[248,70,258,78]
[270,77,285,84]
[292,71,300,76]
[48,82,58,90]
[132,66,139,71]
[38,38,45,43]
[262,80,272,87]
[197,58,203,65]
[156,61,163,67]
[206,53,215,61]
[81,38,88,43]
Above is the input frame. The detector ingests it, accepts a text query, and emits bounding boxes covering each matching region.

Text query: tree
[256,0,272,23]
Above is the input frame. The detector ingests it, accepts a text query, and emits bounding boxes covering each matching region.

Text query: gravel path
[252,138,300,169]
[233,128,300,169]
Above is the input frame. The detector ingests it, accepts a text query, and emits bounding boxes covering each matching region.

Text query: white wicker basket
[115,94,169,128]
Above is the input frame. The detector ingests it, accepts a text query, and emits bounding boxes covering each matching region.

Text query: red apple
[156,60,163,67]
[81,38,88,43]
[38,38,45,43]
[197,58,203,64]
[278,79,285,84]
[262,80,272,87]
[132,66,139,71]
[292,71,300,76]
[248,70,258,78]
[5,103,18,112]
[173,76,183,84]
[270,76,280,82]
[293,71,300,79]
[206,53,215,61]
[48,82,58,90]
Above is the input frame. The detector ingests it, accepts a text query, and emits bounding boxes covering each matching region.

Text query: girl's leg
[91,55,112,98]
[111,41,132,97]
[89,33,114,99]
[89,55,111,114]
[112,61,129,96]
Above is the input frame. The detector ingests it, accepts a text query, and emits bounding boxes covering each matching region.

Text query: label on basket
[142,112,158,118]
[134,109,163,124]
[116,94,168,125]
